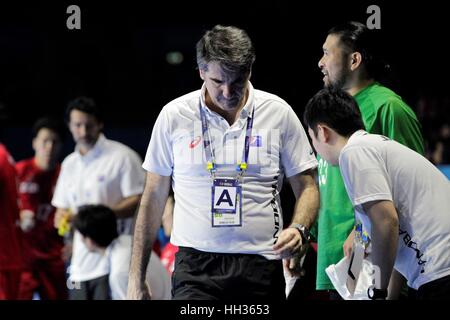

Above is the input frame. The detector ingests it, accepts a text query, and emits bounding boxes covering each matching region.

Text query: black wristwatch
[367,287,388,300]
[289,223,311,243]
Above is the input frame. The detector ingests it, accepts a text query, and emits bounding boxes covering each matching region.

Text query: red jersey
[0,144,24,271]
[15,158,63,263]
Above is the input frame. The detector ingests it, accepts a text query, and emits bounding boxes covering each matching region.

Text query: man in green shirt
[315,21,424,298]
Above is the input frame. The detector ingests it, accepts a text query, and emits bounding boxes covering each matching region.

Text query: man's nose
[45,141,55,151]
[318,56,325,69]
[79,126,87,137]
[222,85,232,99]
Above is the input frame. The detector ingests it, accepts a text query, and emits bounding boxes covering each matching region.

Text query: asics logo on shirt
[189,136,202,149]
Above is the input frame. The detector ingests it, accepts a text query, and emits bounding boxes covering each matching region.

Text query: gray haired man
[128,25,319,300]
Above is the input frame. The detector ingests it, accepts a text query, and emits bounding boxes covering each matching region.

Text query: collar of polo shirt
[76,133,106,161]
[200,82,255,120]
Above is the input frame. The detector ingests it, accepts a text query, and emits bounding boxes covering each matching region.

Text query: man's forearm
[367,201,399,290]
[276,170,319,272]
[290,171,319,229]
[129,198,163,283]
[129,174,171,285]
[112,194,141,219]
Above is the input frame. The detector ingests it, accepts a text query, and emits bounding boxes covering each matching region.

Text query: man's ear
[32,137,37,152]
[199,69,205,81]
[350,52,363,71]
[82,236,97,252]
[318,124,333,143]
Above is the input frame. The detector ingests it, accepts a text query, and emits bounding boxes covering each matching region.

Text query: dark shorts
[172,247,285,300]
[415,274,450,300]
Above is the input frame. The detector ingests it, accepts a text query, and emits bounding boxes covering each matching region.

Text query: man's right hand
[54,209,73,229]
[127,279,152,300]
[343,229,355,258]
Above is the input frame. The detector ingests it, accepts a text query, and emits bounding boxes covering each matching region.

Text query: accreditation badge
[211,178,242,227]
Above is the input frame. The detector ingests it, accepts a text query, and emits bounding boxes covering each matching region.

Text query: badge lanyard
[200,101,255,228]
[199,102,255,179]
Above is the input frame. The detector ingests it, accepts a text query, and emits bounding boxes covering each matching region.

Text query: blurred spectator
[416,95,450,165]
[0,104,24,300]
[73,205,171,300]
[432,123,450,165]
[52,96,145,300]
[16,117,67,300]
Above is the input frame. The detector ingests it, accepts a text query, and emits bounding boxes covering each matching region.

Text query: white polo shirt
[52,134,145,282]
[143,82,317,260]
[339,130,450,289]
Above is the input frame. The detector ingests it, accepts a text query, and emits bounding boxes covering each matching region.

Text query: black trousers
[415,274,450,300]
[68,274,110,300]
[172,247,285,300]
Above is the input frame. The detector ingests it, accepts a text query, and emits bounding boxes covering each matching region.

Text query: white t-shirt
[52,134,145,282]
[107,235,171,300]
[143,82,318,259]
[339,130,450,289]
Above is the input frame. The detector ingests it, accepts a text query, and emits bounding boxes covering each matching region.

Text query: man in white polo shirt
[52,97,145,299]
[303,88,450,300]
[128,25,319,300]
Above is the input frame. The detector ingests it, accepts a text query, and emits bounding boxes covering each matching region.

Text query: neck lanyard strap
[199,103,216,173]
[238,106,255,173]
[199,102,255,176]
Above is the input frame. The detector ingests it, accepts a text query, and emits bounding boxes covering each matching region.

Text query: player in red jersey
[16,117,67,300]
[0,141,24,299]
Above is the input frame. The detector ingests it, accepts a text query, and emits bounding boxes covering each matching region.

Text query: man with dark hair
[65,96,103,126]
[16,117,67,300]
[74,205,171,300]
[73,205,118,249]
[31,117,65,143]
[304,88,450,300]
[315,21,424,298]
[128,25,319,300]
[52,96,145,300]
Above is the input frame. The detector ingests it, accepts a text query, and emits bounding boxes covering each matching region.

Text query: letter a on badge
[216,189,233,207]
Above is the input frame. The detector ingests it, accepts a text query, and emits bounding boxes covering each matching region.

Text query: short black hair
[32,117,65,139]
[73,205,118,248]
[328,21,389,80]
[303,88,365,137]
[65,96,103,124]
